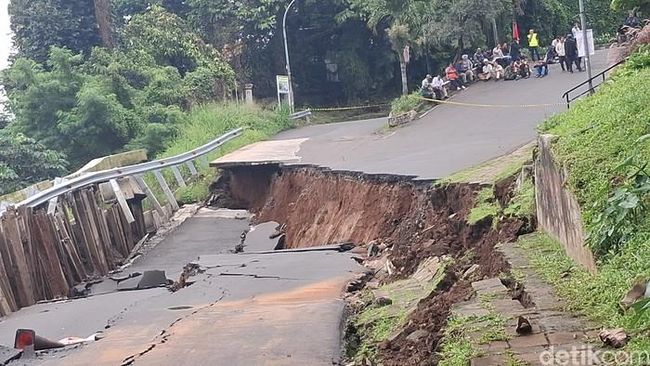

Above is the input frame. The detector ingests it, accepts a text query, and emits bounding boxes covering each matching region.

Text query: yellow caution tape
[309,103,389,112]
[419,96,564,108]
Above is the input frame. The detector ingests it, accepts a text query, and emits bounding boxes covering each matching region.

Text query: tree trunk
[400,57,408,95]
[94,0,115,48]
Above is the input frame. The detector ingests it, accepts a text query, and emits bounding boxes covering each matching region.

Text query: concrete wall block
[535,134,597,273]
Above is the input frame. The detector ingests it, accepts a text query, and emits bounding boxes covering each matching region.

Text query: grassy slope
[144,102,290,204]
[525,49,650,354]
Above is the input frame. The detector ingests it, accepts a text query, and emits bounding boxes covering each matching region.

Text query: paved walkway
[452,242,600,366]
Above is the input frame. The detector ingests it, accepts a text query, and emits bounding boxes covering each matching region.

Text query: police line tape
[309,103,390,112]
[419,96,565,108]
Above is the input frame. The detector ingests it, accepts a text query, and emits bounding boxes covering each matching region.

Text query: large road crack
[120,291,227,365]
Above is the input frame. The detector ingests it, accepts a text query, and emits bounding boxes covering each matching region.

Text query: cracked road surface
[0,209,363,365]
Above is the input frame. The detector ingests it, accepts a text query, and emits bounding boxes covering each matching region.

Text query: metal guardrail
[5,127,244,211]
[289,109,312,120]
[561,58,626,108]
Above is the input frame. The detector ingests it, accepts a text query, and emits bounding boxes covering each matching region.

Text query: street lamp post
[282,0,297,113]
[578,0,593,92]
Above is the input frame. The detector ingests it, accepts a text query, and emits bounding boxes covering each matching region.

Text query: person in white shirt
[555,36,566,71]
[431,75,448,99]
[492,45,504,59]
[572,22,580,38]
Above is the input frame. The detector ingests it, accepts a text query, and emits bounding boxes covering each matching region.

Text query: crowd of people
[420,26,588,100]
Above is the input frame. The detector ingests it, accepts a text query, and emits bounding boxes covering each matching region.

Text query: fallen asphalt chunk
[117,270,170,291]
[240,241,355,255]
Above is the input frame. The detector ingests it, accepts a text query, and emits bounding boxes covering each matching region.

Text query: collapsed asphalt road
[0,51,612,365]
[0,208,364,365]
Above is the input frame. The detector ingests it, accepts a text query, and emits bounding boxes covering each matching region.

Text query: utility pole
[282,0,297,113]
[578,0,593,92]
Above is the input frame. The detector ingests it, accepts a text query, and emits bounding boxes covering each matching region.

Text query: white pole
[578,0,593,92]
[282,0,297,113]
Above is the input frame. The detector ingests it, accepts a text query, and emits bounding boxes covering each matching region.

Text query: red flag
[512,21,520,41]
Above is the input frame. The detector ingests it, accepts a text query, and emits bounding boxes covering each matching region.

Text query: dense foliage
[0,131,67,195]
[2,6,234,168]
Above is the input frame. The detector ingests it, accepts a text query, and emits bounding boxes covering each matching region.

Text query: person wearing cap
[527,29,540,61]
[457,55,475,84]
[420,74,435,98]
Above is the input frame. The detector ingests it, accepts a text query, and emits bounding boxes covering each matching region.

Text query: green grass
[467,187,499,225]
[516,232,650,354]
[440,143,534,185]
[504,178,536,217]
[390,92,423,115]
[538,54,650,251]
[437,313,508,366]
[142,102,291,205]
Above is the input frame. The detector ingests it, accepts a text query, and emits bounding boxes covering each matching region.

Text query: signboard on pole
[276,75,290,105]
[575,29,595,58]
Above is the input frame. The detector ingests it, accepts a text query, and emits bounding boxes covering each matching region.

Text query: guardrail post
[133,175,166,219]
[153,170,179,211]
[199,155,209,168]
[170,166,186,188]
[186,161,199,176]
[109,179,135,224]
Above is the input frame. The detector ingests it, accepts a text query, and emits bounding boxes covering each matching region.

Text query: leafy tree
[611,0,650,14]
[8,0,102,63]
[123,5,234,80]
[0,131,68,195]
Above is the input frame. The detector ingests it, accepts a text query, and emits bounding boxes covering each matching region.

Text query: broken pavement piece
[0,344,22,364]
[405,329,428,343]
[58,332,104,346]
[462,264,480,280]
[117,270,170,291]
[367,242,380,257]
[599,328,629,348]
[109,272,142,284]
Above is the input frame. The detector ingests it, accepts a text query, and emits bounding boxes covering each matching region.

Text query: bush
[390,93,421,115]
[144,102,291,204]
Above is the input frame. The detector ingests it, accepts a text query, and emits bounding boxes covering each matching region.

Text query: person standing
[564,34,579,73]
[555,36,566,71]
[572,22,580,38]
[527,29,540,60]
[510,39,521,61]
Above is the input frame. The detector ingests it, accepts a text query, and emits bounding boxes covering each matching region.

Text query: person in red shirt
[445,63,465,91]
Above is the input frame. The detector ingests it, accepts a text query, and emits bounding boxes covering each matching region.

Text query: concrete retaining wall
[535,134,597,273]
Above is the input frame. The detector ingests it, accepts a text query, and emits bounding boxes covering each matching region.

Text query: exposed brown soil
[210,164,528,365]
[379,218,524,366]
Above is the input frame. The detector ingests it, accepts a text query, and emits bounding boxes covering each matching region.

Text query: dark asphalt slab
[276,50,610,179]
